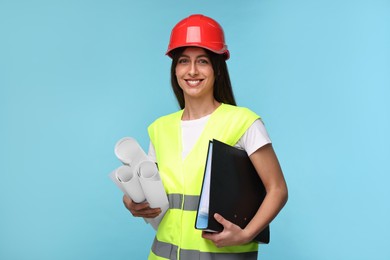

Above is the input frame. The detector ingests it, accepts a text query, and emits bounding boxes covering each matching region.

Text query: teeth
[187,80,200,86]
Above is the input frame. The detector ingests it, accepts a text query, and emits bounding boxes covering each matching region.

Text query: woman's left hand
[201,213,251,247]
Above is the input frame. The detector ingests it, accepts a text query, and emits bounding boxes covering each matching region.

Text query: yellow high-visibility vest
[148,103,260,260]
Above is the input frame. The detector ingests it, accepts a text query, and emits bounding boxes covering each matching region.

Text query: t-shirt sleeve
[235,119,272,156]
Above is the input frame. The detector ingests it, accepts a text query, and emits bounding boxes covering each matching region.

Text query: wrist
[242,228,256,244]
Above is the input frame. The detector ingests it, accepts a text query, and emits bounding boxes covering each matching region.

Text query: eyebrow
[179,54,210,59]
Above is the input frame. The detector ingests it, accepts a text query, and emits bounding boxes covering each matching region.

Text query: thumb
[214,213,227,226]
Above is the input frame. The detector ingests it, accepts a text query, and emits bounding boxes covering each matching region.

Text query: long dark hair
[170,47,237,109]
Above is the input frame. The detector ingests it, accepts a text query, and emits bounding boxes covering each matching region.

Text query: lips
[185,79,203,87]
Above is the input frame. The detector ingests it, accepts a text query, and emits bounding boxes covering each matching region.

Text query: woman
[123,14,288,259]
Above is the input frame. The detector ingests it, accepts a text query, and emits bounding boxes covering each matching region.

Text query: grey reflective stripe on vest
[152,237,258,260]
[168,194,200,211]
[151,237,178,260]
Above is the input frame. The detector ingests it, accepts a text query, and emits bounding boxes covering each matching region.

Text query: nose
[188,61,199,77]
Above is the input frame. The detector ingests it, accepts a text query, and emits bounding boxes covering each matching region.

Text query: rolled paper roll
[137,160,169,228]
[115,165,146,203]
[137,160,159,180]
[111,137,168,230]
[114,137,149,166]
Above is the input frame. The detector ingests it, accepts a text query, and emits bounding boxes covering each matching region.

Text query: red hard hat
[166,14,230,60]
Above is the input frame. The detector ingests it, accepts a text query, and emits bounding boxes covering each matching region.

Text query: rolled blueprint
[136,160,170,229]
[113,165,146,203]
[114,137,149,166]
[110,137,169,230]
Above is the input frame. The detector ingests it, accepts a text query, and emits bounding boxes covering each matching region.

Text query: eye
[178,58,189,64]
[197,58,209,64]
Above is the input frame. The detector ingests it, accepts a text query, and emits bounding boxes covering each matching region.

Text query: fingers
[201,213,227,247]
[201,214,228,247]
[202,231,223,248]
[122,195,162,218]
[202,213,244,247]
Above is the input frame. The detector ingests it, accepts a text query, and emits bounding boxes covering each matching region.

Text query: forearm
[241,144,288,242]
[243,184,288,242]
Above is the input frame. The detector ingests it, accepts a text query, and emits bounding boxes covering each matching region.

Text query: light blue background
[1,0,389,259]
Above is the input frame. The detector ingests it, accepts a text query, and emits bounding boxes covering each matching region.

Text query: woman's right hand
[123,195,162,218]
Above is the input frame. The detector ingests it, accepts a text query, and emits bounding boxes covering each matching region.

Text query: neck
[182,99,221,120]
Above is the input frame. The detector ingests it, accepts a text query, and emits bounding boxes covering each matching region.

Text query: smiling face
[175,47,215,103]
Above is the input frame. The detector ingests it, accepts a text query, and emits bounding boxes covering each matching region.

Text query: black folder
[195,139,270,244]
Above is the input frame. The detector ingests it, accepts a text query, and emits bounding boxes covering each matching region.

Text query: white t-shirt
[148,116,271,161]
